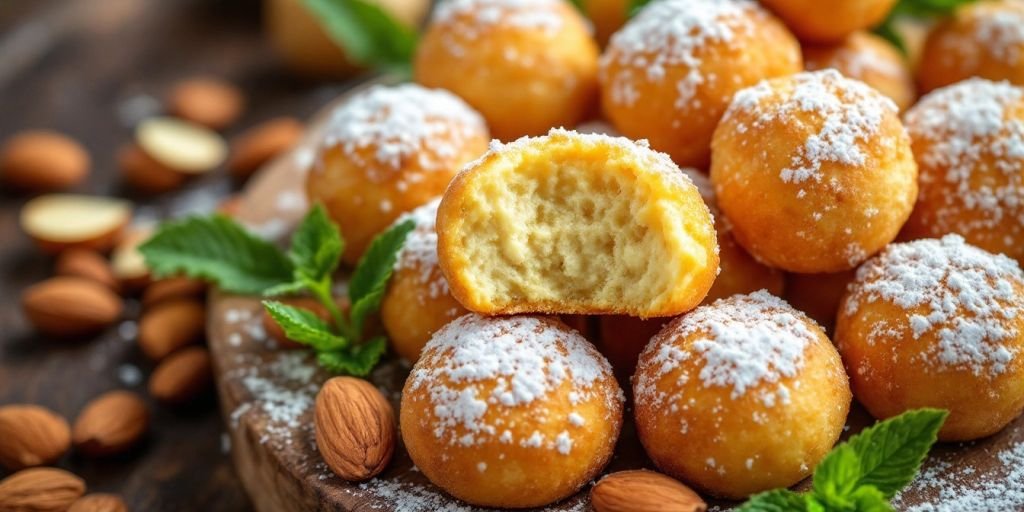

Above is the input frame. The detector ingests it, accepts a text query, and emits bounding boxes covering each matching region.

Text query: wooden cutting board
[209,81,1024,512]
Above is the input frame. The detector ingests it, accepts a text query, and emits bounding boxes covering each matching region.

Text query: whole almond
[138,299,205,360]
[55,249,119,292]
[591,470,707,512]
[118,143,187,194]
[167,77,244,130]
[228,117,303,179]
[142,277,206,309]
[1,130,90,192]
[0,405,71,470]
[0,467,85,512]
[72,391,148,457]
[314,376,396,481]
[22,277,124,337]
[68,493,128,512]
[149,346,213,405]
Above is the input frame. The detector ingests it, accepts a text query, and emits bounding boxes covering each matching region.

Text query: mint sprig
[872,0,977,53]
[303,0,419,76]
[738,409,948,512]
[139,203,413,376]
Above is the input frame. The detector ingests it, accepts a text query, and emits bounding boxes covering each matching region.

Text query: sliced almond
[136,117,227,174]
[20,194,131,253]
[111,228,153,292]
[149,346,213,405]
[118,143,188,194]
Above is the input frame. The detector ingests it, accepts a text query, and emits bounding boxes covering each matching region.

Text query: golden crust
[783,269,856,334]
[760,0,898,44]
[804,32,916,111]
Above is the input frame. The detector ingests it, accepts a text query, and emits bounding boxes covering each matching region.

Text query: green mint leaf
[303,0,418,74]
[871,19,908,55]
[262,300,347,352]
[317,336,388,376]
[627,0,650,18]
[347,219,415,333]
[288,204,343,283]
[263,281,310,297]
[892,0,975,17]
[737,489,809,512]
[139,215,293,295]
[849,486,896,512]
[813,444,861,504]
[841,409,948,498]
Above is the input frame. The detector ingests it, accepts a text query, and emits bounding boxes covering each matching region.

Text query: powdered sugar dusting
[972,3,1024,66]
[430,0,567,57]
[844,235,1023,376]
[893,441,1024,511]
[393,198,449,300]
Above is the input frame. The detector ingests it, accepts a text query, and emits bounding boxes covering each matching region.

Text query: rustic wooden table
[0,1,358,509]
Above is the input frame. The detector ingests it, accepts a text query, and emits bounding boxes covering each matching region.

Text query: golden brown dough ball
[380,199,467,363]
[784,269,856,334]
[917,0,1024,93]
[711,69,918,273]
[583,0,628,46]
[600,0,801,168]
[901,78,1024,265]
[414,0,599,140]
[306,84,489,265]
[633,291,851,499]
[804,32,916,111]
[836,235,1024,441]
[760,0,898,44]
[401,314,624,508]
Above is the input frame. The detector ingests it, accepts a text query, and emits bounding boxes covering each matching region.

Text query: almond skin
[0,405,71,470]
[54,249,119,292]
[314,376,396,481]
[22,277,123,338]
[228,117,303,179]
[167,77,244,130]
[72,391,149,457]
[149,346,213,405]
[68,493,128,512]
[118,143,187,194]
[591,470,707,512]
[0,467,85,512]
[138,299,205,360]
[142,277,206,309]
[1,130,90,193]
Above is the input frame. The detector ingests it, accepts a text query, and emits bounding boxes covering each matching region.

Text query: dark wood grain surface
[0,1,360,509]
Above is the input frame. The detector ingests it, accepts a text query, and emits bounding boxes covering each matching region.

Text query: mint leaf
[627,0,650,17]
[872,0,976,54]
[737,489,808,512]
[843,409,948,498]
[288,203,343,283]
[263,281,310,297]
[303,0,418,74]
[849,486,896,512]
[813,444,861,504]
[317,337,388,376]
[348,219,415,334]
[139,215,293,294]
[263,300,348,351]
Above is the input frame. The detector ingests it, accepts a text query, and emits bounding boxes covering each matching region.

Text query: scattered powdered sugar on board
[903,78,1024,240]
[227,351,320,448]
[353,477,589,512]
[893,441,1024,511]
[635,290,817,410]
[407,314,621,450]
[727,69,898,184]
[600,0,761,108]
[844,235,1023,376]
[392,198,450,300]
[319,84,485,179]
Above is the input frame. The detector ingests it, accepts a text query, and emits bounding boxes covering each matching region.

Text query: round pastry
[437,128,719,317]
[804,31,916,111]
[306,84,489,265]
[600,0,801,167]
[917,0,1024,93]
[760,0,898,43]
[380,198,467,363]
[835,235,1024,441]
[633,291,851,499]
[401,314,624,508]
[901,78,1024,265]
[710,69,918,273]
[414,0,599,140]
[784,269,856,334]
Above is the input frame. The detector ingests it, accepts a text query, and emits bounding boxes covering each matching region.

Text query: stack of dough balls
[711,69,918,273]
[599,0,801,167]
[633,291,851,498]
[306,83,489,264]
[414,0,598,140]
[901,78,1024,265]
[400,314,624,508]
[836,235,1024,441]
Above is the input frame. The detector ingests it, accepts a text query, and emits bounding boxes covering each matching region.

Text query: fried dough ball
[634,291,851,499]
[380,199,467,363]
[835,235,1024,441]
[711,70,918,273]
[901,79,1024,265]
[804,32,916,111]
[917,0,1024,93]
[306,84,489,265]
[760,0,898,44]
[437,129,719,317]
[600,0,801,168]
[784,270,856,334]
[414,0,599,140]
[401,314,624,508]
